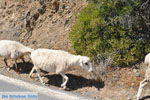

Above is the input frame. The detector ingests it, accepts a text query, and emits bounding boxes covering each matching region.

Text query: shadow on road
[13,62,34,73]
[140,96,150,100]
[45,74,104,91]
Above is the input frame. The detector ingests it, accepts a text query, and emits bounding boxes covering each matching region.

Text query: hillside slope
[0,0,87,50]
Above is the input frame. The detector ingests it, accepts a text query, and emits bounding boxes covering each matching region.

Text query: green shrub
[70,0,150,66]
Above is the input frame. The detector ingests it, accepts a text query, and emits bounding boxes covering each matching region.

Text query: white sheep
[137,53,150,100]
[29,48,93,89]
[0,40,34,71]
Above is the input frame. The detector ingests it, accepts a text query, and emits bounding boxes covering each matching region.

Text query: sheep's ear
[77,55,82,62]
[79,58,84,67]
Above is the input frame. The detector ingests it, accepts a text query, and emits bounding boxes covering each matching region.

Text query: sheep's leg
[4,58,10,70]
[36,68,45,85]
[14,60,17,69]
[4,58,9,67]
[14,60,19,72]
[136,79,148,100]
[29,67,35,78]
[62,77,65,83]
[60,73,68,89]
[10,52,19,72]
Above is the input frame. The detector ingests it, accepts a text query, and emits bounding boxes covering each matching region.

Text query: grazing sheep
[0,40,34,71]
[137,53,150,100]
[29,48,93,89]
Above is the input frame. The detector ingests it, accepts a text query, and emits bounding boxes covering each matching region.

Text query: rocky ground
[0,0,87,51]
[0,0,150,100]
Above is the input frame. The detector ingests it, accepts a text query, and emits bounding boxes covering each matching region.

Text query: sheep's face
[79,56,93,72]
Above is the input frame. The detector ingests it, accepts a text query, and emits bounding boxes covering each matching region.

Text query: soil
[0,0,150,100]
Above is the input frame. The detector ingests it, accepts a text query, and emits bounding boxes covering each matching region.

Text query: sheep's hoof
[44,83,49,86]
[61,84,66,90]
[42,76,45,79]
[29,75,33,79]
[42,82,46,86]
[35,78,40,81]
[136,95,140,100]
[63,86,66,90]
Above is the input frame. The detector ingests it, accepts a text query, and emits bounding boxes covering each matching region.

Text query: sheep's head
[79,56,93,72]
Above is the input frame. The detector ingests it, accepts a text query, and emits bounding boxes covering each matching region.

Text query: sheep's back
[31,49,70,73]
[0,40,31,58]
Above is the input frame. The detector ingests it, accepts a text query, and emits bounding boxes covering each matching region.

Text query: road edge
[0,74,96,100]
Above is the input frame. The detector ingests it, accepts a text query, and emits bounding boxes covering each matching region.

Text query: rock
[133,69,137,73]
[52,1,60,12]
[38,0,45,5]
[133,69,141,77]
[135,72,141,77]
[48,14,53,18]
[31,40,37,44]
[32,12,39,21]
[37,5,46,14]
[8,4,15,9]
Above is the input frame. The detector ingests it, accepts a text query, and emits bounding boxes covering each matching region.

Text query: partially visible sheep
[29,48,93,89]
[0,40,34,71]
[137,53,150,100]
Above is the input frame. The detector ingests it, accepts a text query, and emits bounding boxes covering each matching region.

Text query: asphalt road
[0,80,56,100]
[0,74,97,100]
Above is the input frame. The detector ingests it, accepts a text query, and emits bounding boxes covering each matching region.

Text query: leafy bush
[70,0,150,66]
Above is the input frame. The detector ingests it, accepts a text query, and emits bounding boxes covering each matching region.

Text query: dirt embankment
[0,0,87,50]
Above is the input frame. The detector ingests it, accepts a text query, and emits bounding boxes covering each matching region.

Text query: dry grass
[91,53,114,81]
